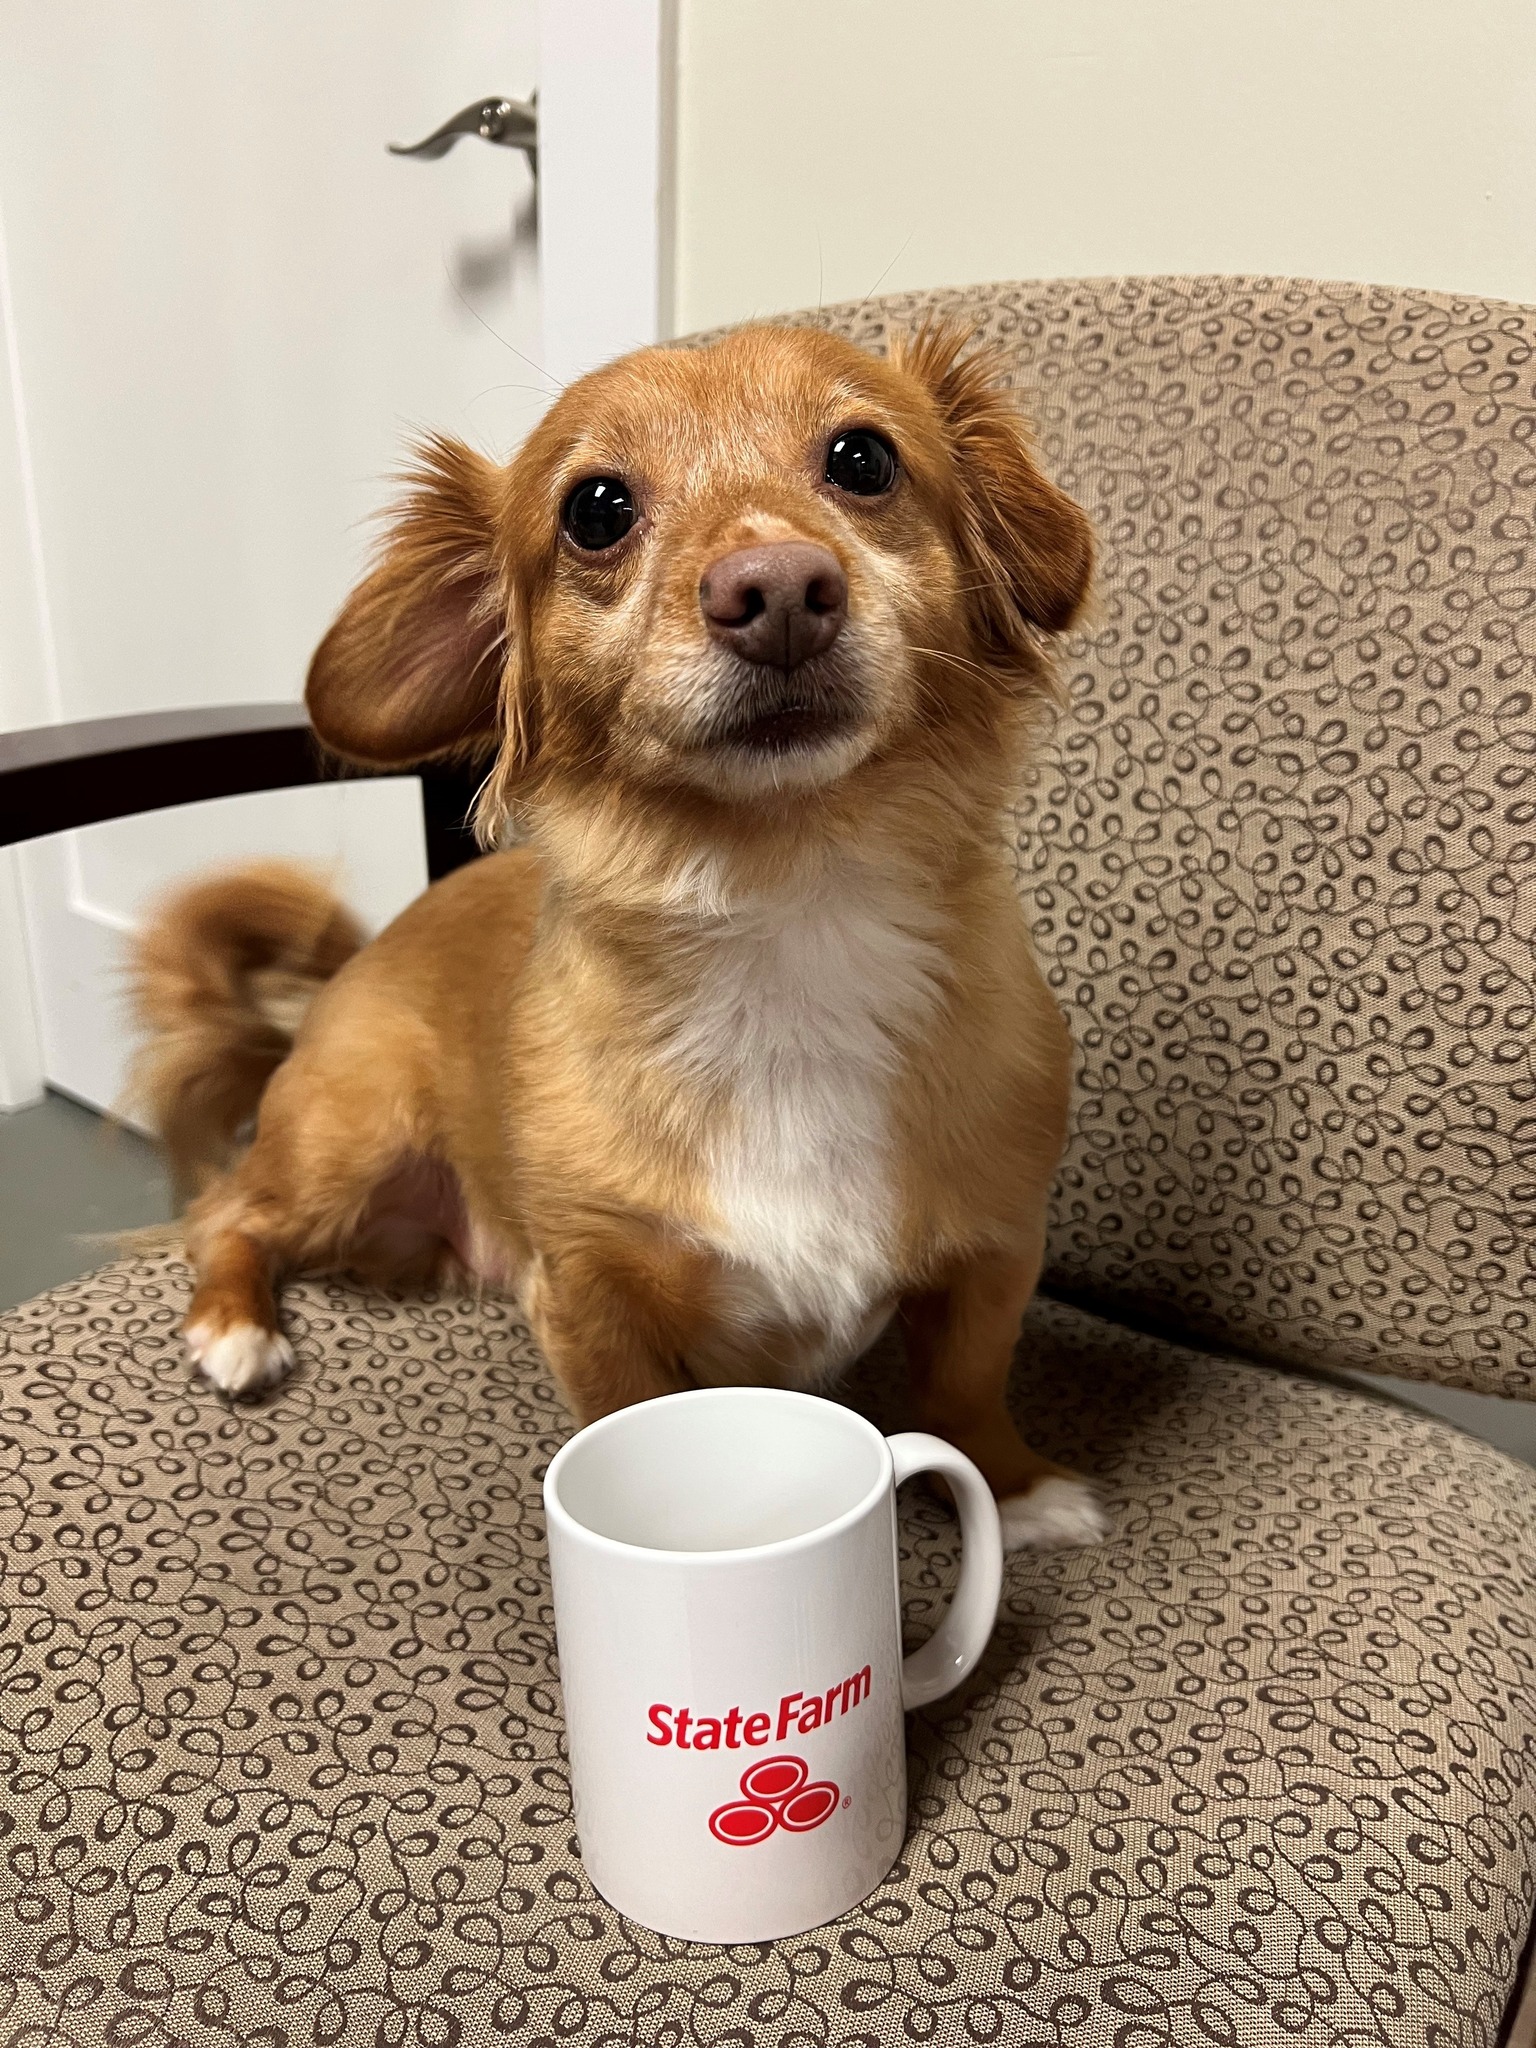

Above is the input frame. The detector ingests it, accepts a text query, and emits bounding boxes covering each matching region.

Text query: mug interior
[550,1388,887,1553]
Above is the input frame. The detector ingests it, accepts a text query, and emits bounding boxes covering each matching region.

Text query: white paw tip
[185,1321,294,1396]
[999,1475,1109,1553]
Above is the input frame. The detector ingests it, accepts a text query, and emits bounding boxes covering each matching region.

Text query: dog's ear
[306,436,533,774]
[893,325,1092,649]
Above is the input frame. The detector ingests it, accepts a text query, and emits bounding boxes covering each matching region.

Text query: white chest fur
[661,861,951,1377]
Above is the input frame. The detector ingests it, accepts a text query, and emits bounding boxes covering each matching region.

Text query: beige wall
[673,0,1536,335]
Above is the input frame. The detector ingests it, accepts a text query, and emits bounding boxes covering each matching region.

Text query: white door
[0,0,675,1116]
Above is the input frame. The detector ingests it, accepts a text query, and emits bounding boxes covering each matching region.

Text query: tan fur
[132,322,1105,1546]
[128,861,362,1200]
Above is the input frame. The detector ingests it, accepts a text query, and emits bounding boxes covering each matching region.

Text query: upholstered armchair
[4,275,1535,2048]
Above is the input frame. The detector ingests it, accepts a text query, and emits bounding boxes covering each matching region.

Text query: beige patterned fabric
[2,1254,1535,2047]
[9,276,1536,2044]
[768,277,1536,1400]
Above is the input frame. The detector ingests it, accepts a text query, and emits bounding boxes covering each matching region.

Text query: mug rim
[544,1386,894,1566]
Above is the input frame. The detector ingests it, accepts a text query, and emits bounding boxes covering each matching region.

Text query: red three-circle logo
[708,1755,840,1846]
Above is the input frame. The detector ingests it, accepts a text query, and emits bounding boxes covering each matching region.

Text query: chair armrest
[0,703,484,879]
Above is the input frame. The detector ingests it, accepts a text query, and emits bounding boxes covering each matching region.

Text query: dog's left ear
[893,325,1092,650]
[306,435,531,775]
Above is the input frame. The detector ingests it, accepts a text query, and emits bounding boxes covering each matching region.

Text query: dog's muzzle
[701,668,863,756]
[695,541,861,754]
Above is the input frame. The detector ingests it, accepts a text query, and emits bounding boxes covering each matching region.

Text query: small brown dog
[132,321,1104,1551]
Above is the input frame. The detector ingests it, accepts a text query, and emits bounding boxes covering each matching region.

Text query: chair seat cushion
[1,1256,1533,2046]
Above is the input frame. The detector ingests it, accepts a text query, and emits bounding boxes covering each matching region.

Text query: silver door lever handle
[388,94,537,174]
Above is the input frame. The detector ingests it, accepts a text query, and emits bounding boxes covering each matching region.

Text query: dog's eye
[562,476,636,551]
[825,429,898,497]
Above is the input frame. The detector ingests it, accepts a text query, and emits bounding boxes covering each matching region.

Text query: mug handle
[887,1433,1005,1711]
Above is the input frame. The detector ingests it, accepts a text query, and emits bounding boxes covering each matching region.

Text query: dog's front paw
[185,1320,295,1397]
[998,1474,1108,1553]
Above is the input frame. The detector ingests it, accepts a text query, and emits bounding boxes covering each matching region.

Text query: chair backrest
[798,276,1536,1399]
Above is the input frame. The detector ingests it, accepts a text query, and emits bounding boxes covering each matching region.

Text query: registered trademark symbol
[842,1796,851,1808]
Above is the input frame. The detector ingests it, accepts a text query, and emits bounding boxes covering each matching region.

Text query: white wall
[673,0,1536,335]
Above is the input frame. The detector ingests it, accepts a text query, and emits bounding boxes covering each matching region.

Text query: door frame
[538,0,677,386]
[0,186,57,1110]
[0,0,678,1113]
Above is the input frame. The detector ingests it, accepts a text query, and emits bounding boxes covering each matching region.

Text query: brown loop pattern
[2,1254,1535,2046]
[7,276,1536,2043]
[776,275,1536,1398]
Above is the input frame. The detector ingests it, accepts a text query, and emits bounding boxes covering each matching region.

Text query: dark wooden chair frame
[0,704,486,878]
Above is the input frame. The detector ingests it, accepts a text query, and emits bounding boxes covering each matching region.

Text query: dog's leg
[177,1041,439,1398]
[900,1242,1107,1553]
[181,1198,295,1397]
[522,1238,698,1424]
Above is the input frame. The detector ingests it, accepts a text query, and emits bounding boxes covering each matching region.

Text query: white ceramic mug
[544,1385,1004,1943]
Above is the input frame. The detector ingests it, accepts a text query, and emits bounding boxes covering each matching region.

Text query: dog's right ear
[306,436,529,772]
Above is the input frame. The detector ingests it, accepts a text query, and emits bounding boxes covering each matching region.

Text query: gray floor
[1339,1363,1536,1465]
[4,1090,1536,1467]
[0,1089,173,1310]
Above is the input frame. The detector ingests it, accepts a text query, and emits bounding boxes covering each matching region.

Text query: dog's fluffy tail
[128,861,363,1201]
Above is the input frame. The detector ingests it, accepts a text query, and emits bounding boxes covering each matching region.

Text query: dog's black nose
[699,543,847,669]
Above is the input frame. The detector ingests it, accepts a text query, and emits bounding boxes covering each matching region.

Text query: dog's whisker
[441,254,565,392]
[908,645,998,683]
